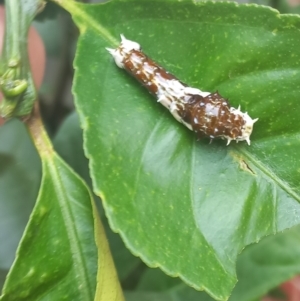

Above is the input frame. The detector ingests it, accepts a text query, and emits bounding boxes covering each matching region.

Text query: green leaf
[139,224,300,301]
[230,225,300,301]
[53,112,141,282]
[0,112,124,300]
[53,111,300,301]
[133,225,300,301]
[0,152,98,301]
[61,0,300,299]
[0,120,40,270]
[136,268,215,301]
[93,191,125,301]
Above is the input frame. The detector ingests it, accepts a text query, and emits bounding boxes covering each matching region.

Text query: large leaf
[52,111,300,301]
[59,0,300,299]
[133,225,300,301]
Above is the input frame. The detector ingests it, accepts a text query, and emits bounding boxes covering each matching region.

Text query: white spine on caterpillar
[107,35,258,145]
[106,35,141,68]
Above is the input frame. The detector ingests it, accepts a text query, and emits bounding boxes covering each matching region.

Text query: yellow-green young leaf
[93,202,125,301]
[59,0,300,300]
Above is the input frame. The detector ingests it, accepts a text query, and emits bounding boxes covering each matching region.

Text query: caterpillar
[106,35,258,145]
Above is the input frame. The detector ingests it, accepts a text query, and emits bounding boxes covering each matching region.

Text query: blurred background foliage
[1,0,300,300]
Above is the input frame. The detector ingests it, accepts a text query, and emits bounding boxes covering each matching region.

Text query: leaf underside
[70,1,300,299]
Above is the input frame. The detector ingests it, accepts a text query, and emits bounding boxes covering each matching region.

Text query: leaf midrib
[46,157,93,301]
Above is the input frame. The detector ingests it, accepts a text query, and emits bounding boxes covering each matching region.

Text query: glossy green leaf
[52,112,300,300]
[0,151,98,300]
[0,114,124,300]
[136,268,215,301]
[230,225,300,301]
[61,0,300,299]
[133,225,300,301]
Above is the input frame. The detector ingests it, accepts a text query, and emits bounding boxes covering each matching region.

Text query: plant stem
[25,102,54,158]
[0,0,44,118]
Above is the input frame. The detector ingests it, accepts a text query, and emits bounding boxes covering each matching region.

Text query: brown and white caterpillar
[107,35,258,145]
